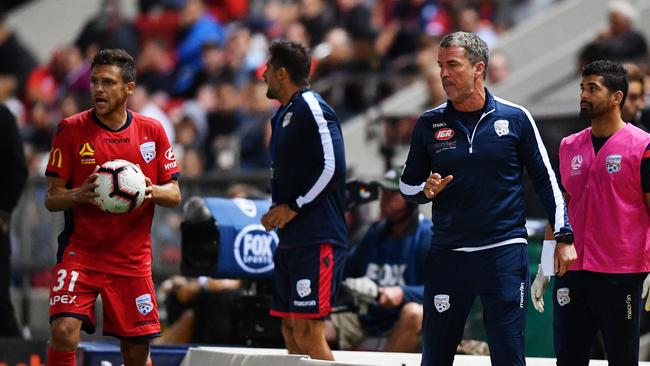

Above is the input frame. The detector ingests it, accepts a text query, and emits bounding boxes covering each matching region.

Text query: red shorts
[48,263,160,339]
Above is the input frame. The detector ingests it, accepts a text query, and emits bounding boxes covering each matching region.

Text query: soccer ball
[95,159,146,214]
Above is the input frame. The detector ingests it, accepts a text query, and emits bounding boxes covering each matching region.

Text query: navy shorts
[270,243,346,319]
[421,243,528,366]
[554,271,646,366]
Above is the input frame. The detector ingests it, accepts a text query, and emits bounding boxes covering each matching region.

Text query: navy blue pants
[554,271,645,366]
[421,244,529,366]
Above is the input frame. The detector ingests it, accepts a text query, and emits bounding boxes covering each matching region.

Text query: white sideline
[180,347,650,366]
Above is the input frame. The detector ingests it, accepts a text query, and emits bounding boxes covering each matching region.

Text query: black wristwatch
[554,232,574,244]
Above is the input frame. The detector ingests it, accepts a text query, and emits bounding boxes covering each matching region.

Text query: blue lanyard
[270,102,292,163]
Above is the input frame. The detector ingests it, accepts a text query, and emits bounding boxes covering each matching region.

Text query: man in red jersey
[44,49,181,366]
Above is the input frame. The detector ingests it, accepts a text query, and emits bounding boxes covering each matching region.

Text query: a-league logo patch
[605,154,622,174]
[140,142,156,163]
[135,294,153,316]
[434,294,450,313]
[556,288,570,307]
[297,279,311,298]
[494,119,509,136]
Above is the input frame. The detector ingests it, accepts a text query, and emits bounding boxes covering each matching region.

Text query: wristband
[541,240,557,277]
[198,276,209,289]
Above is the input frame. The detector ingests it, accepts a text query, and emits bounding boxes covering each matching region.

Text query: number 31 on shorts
[52,269,80,292]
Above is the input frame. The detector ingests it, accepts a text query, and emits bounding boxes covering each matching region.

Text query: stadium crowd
[0,0,573,180]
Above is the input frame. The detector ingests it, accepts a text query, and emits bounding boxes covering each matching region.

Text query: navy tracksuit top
[400,89,571,250]
[269,89,347,248]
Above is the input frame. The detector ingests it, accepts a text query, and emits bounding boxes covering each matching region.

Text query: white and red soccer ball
[95,159,146,214]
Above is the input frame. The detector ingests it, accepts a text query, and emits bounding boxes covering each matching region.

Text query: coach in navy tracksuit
[400,32,575,366]
[261,41,347,361]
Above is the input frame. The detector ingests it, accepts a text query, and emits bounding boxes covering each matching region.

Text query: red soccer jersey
[45,109,180,276]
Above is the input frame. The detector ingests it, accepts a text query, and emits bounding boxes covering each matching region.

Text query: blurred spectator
[312,28,356,115]
[380,116,417,169]
[187,42,228,96]
[578,0,648,70]
[497,0,556,31]
[204,0,249,22]
[22,101,54,176]
[128,86,176,143]
[59,93,87,119]
[335,0,375,43]
[154,275,243,344]
[238,77,273,171]
[173,0,225,95]
[622,63,648,129]
[0,103,28,337]
[456,6,498,49]
[284,21,311,46]
[25,53,60,106]
[75,0,140,61]
[205,81,243,170]
[137,39,176,94]
[0,20,38,99]
[222,26,266,88]
[415,35,445,107]
[0,75,24,126]
[56,46,91,101]
[299,0,336,47]
[25,46,91,110]
[622,63,645,122]
[487,49,511,86]
[375,0,450,64]
[325,166,430,352]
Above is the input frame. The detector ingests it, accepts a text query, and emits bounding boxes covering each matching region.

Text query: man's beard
[266,87,276,100]
[579,102,599,119]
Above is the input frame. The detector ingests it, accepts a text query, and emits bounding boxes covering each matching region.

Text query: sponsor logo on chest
[434,128,455,141]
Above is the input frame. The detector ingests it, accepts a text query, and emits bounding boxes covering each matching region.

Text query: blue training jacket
[400,89,571,250]
[345,215,431,334]
[269,88,348,248]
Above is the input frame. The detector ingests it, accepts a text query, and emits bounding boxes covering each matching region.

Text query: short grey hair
[440,31,489,79]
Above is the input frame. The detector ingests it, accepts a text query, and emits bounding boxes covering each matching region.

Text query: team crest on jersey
[282,112,293,127]
[79,142,96,165]
[297,279,311,298]
[434,294,450,313]
[605,154,622,174]
[494,119,509,136]
[135,294,153,316]
[556,288,570,307]
[140,142,156,163]
[434,128,454,141]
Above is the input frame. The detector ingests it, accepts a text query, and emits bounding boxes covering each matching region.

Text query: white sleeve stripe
[494,96,566,232]
[295,92,336,208]
[399,179,425,196]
